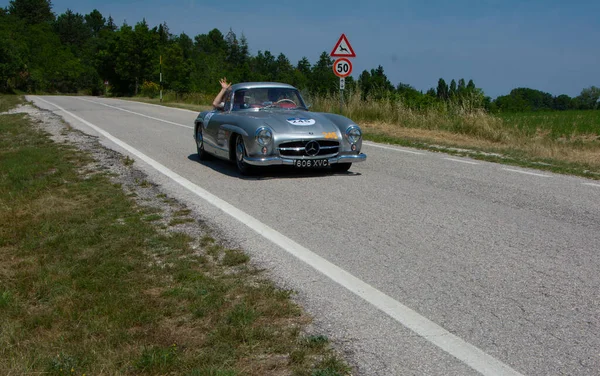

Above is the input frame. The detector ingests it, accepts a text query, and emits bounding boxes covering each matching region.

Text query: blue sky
[4,0,599,98]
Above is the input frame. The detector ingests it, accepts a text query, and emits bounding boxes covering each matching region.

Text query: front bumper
[243,153,367,166]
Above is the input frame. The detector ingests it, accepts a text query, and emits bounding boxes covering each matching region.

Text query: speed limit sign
[333,58,352,78]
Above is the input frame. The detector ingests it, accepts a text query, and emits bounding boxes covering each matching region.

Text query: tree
[274,53,294,84]
[293,57,311,90]
[54,9,91,51]
[113,20,158,95]
[0,10,27,91]
[252,50,276,81]
[358,69,372,100]
[8,0,54,24]
[193,28,227,91]
[396,82,427,108]
[0,37,25,91]
[369,65,394,96]
[223,28,250,82]
[576,86,600,110]
[162,42,192,96]
[458,78,466,93]
[195,28,227,55]
[177,32,193,59]
[554,94,574,111]
[449,79,457,98]
[309,52,336,96]
[23,22,86,92]
[106,15,117,32]
[84,9,105,37]
[358,65,393,100]
[156,22,170,45]
[436,78,449,100]
[495,88,554,111]
[466,79,476,91]
[494,93,530,112]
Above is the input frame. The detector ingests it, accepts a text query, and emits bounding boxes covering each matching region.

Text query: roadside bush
[141,81,160,98]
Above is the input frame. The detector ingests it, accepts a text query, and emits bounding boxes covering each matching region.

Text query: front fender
[221,124,249,137]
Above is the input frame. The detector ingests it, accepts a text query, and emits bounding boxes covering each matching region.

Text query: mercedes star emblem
[305,141,320,156]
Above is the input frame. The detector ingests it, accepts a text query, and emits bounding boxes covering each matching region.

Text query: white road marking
[503,168,551,178]
[444,158,479,165]
[105,97,199,114]
[363,141,424,155]
[76,97,193,129]
[583,183,600,188]
[33,95,524,376]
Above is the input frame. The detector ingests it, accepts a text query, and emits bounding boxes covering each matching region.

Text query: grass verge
[0,96,350,375]
[0,95,23,112]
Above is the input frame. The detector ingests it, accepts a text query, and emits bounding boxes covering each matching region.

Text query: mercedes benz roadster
[193,82,366,175]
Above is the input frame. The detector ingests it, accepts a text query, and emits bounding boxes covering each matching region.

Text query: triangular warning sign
[330,34,356,58]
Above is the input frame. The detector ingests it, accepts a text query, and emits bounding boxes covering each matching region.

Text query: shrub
[140,81,160,98]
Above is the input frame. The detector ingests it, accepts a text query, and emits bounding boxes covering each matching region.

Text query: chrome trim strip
[243,153,366,166]
[278,145,338,151]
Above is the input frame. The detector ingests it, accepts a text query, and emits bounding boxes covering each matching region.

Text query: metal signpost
[159,55,163,102]
[330,34,356,114]
[332,58,352,113]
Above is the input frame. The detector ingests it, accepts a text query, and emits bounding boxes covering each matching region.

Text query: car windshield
[231,87,307,111]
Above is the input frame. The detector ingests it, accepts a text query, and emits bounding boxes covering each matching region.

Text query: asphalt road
[29,96,600,376]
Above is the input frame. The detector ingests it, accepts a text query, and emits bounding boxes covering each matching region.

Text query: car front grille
[278,140,339,157]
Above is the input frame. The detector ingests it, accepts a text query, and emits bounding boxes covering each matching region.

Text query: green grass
[0,94,23,112]
[497,110,600,139]
[0,96,350,375]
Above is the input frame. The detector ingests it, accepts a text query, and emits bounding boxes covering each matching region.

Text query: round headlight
[346,126,362,144]
[255,127,273,146]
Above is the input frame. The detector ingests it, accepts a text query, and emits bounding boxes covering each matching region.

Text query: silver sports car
[193,82,367,175]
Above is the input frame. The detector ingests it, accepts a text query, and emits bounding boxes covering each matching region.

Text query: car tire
[331,163,352,173]
[235,134,254,175]
[196,125,208,160]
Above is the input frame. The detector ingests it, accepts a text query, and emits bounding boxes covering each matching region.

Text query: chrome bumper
[243,153,367,166]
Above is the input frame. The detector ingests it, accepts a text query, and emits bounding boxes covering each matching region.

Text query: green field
[498,110,600,139]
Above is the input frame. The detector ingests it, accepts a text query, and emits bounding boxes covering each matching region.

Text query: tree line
[1,0,598,112]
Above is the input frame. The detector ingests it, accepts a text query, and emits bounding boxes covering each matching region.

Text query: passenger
[212,77,231,111]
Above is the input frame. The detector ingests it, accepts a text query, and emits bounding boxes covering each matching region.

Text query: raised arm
[212,77,231,109]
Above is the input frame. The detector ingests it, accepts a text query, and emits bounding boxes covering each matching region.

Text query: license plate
[294,159,329,168]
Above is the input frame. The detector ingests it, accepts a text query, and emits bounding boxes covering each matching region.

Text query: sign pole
[159,55,163,102]
[340,77,345,114]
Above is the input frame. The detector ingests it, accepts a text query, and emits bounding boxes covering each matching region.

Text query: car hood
[243,110,340,134]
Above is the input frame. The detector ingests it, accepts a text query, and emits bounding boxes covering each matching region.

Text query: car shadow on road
[187,154,361,180]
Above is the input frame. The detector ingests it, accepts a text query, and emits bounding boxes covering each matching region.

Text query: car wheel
[196,126,208,160]
[235,134,254,175]
[331,163,352,173]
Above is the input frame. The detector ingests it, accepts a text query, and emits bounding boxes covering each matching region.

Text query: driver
[268,88,295,108]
